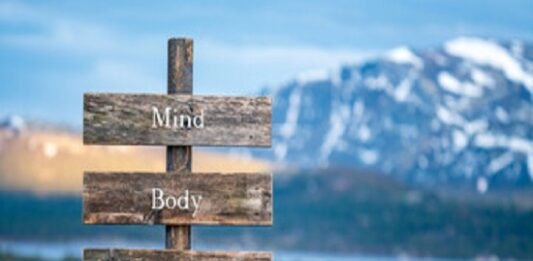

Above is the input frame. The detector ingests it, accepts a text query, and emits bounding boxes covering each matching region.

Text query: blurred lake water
[0,240,459,261]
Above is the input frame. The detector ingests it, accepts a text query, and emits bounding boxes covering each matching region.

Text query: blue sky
[1,0,532,126]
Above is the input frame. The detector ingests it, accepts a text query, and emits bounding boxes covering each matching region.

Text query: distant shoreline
[0,239,456,261]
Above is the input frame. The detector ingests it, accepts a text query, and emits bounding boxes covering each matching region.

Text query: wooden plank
[84,249,272,261]
[83,93,271,147]
[83,172,272,225]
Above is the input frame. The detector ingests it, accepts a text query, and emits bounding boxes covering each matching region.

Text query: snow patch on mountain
[280,87,302,140]
[386,46,423,69]
[444,37,533,94]
[394,71,416,102]
[452,129,468,151]
[474,133,532,155]
[477,177,489,194]
[436,106,465,126]
[438,71,484,97]
[359,148,379,165]
[320,104,350,163]
[487,152,515,175]
[494,107,510,123]
[296,69,330,85]
[474,133,533,178]
[471,68,495,87]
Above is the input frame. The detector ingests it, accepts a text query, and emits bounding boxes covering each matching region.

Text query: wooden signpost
[84,94,271,146]
[82,38,273,260]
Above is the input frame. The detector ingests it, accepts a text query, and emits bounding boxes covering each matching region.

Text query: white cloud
[196,41,376,89]
[1,1,376,95]
[0,1,164,94]
[88,60,163,92]
[199,41,372,67]
[1,21,115,55]
[1,0,380,107]
[0,1,42,22]
[0,2,162,59]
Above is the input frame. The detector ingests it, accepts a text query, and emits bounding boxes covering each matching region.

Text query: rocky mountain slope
[255,37,532,192]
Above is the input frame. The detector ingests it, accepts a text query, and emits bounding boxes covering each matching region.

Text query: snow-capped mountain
[262,37,533,191]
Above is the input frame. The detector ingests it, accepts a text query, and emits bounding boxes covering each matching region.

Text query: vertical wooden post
[166,38,193,249]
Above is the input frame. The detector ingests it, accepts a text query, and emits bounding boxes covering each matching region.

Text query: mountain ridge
[253,37,533,192]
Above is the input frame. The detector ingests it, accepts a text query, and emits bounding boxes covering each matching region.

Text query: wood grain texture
[83,172,272,225]
[84,249,272,261]
[83,93,272,147]
[168,38,193,94]
[166,37,193,249]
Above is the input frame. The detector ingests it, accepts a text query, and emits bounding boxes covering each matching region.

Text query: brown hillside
[0,129,270,194]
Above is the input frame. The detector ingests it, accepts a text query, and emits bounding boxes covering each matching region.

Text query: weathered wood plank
[83,93,271,146]
[83,172,272,225]
[84,249,272,261]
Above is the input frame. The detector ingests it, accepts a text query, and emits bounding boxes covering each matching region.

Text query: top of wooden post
[168,38,193,94]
